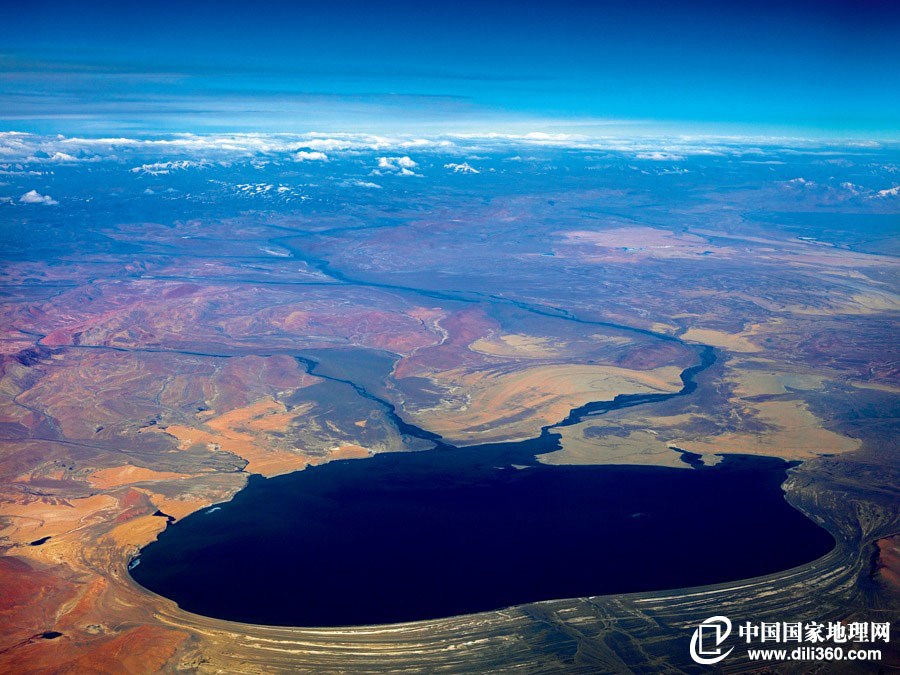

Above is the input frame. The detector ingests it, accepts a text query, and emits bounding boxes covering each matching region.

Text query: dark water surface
[131,439,834,626]
[131,345,834,626]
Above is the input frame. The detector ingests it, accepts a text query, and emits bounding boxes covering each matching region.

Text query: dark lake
[130,436,835,627]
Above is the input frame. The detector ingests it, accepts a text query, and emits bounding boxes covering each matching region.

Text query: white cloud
[19,189,57,205]
[876,185,900,197]
[399,138,453,148]
[374,156,420,176]
[784,177,814,188]
[48,152,78,162]
[0,132,895,193]
[130,160,204,175]
[299,139,353,151]
[444,162,480,174]
[635,151,685,161]
[293,150,328,162]
[377,156,417,170]
[524,132,573,141]
[342,180,383,189]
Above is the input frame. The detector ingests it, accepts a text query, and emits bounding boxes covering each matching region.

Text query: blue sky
[1,0,898,137]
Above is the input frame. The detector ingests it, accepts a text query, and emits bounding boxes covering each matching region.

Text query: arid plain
[1,135,899,672]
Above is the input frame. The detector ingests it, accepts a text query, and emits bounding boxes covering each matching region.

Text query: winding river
[126,231,835,626]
